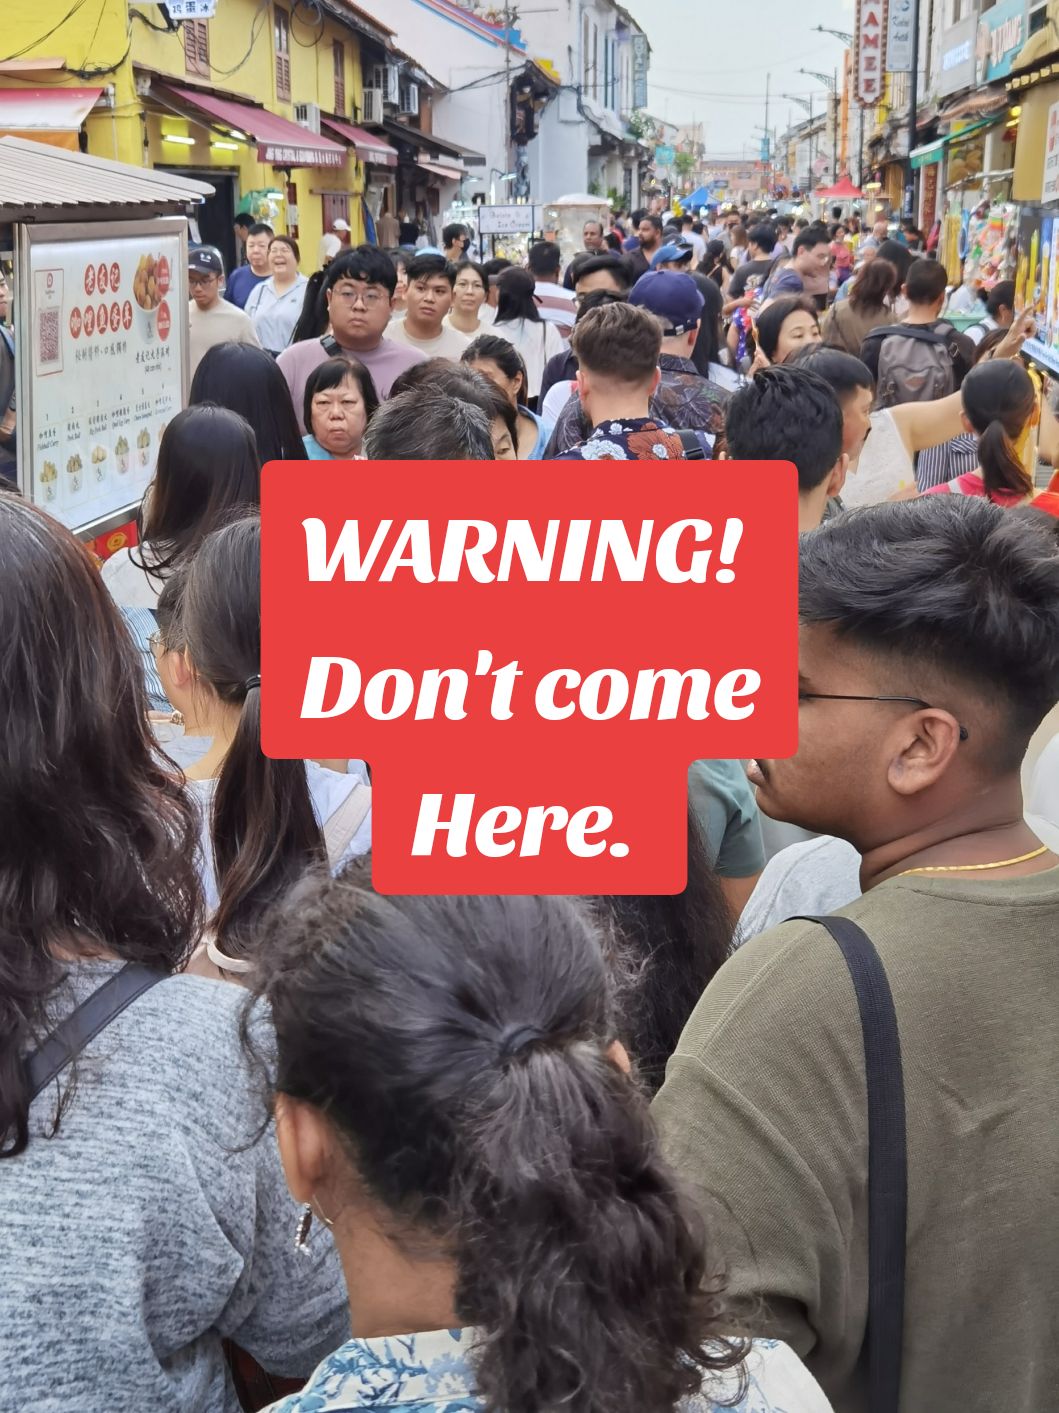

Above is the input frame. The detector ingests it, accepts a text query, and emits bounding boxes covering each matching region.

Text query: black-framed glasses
[798,692,969,741]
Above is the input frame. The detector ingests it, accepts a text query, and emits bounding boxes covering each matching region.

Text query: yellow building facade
[1,0,389,271]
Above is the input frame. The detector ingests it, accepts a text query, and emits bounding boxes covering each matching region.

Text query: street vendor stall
[0,136,212,545]
[542,193,611,266]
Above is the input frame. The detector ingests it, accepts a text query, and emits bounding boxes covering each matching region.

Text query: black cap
[189,247,223,276]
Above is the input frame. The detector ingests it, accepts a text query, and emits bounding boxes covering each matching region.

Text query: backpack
[864,323,959,409]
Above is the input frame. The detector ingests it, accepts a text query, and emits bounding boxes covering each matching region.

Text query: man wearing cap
[650,241,695,273]
[187,248,260,377]
[543,269,728,455]
[318,218,351,268]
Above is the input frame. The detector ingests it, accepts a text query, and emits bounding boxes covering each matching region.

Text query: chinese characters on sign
[631,34,648,111]
[27,225,186,533]
[1042,101,1059,206]
[855,0,885,104]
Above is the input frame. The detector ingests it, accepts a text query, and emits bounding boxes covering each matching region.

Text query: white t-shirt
[188,298,260,377]
[842,409,916,507]
[541,378,576,428]
[385,319,471,361]
[189,759,371,913]
[101,541,168,610]
[444,304,495,337]
[489,317,566,399]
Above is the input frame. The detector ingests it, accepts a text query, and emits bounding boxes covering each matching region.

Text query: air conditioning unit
[362,88,384,124]
[398,81,419,117]
[294,102,321,134]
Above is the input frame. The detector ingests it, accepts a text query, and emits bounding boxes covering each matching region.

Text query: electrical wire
[291,0,325,48]
[0,0,93,62]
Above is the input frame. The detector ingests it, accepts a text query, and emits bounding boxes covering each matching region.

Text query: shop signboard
[975,0,1028,83]
[887,0,914,73]
[654,144,675,167]
[938,16,977,97]
[477,204,542,235]
[631,34,648,110]
[1043,100,1059,204]
[19,218,187,535]
[854,0,886,103]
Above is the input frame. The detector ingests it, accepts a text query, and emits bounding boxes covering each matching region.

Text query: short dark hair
[442,223,468,247]
[234,212,254,231]
[406,253,455,287]
[904,257,947,305]
[461,334,530,401]
[572,252,632,292]
[481,257,512,284]
[303,356,380,436]
[790,345,874,399]
[269,233,300,263]
[363,390,495,459]
[725,366,842,494]
[453,259,488,292]
[325,245,397,296]
[421,364,519,445]
[798,498,1059,759]
[986,280,1016,317]
[571,302,661,383]
[747,222,777,254]
[247,222,274,238]
[528,241,561,277]
[792,226,830,256]
[639,214,664,234]
[874,240,914,284]
[754,295,819,363]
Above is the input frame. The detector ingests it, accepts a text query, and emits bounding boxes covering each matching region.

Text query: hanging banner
[854,0,885,104]
[631,34,648,110]
[1043,100,1059,205]
[887,0,914,72]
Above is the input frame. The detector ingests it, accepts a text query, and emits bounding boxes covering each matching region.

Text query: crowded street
[1,0,1059,1411]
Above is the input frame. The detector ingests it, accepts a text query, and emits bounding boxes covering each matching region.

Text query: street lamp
[799,68,839,189]
[782,94,815,194]
[813,24,853,43]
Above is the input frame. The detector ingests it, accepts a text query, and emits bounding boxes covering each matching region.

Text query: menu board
[21,219,187,534]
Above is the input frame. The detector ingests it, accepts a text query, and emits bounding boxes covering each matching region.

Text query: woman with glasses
[447,260,495,338]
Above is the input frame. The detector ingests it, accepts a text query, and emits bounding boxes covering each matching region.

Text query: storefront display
[20,219,187,533]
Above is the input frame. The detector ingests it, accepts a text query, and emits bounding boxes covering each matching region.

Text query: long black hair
[590,807,733,1095]
[176,514,325,958]
[189,342,308,463]
[961,359,1036,499]
[290,268,329,344]
[494,266,541,324]
[0,494,201,1157]
[251,868,747,1413]
[132,403,260,584]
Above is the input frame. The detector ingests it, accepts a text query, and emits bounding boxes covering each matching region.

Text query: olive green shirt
[653,866,1059,1412]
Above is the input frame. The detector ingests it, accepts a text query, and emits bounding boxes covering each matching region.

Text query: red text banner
[261,461,799,894]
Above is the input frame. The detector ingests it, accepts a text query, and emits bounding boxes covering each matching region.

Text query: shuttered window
[183,20,209,78]
[333,41,346,115]
[274,7,291,102]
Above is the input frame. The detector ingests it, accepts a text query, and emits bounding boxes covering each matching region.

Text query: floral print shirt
[263,1327,833,1413]
[552,416,690,461]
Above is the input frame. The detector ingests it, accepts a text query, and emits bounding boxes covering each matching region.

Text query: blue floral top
[263,1327,833,1413]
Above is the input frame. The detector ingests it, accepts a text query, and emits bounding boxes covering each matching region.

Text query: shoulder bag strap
[788,915,907,1413]
[676,428,707,460]
[322,781,372,863]
[25,963,167,1104]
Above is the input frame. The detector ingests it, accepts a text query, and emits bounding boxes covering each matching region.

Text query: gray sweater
[0,962,349,1411]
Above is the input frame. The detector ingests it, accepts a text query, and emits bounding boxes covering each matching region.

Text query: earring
[294,1203,313,1255]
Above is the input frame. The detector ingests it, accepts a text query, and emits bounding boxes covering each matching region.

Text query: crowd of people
[1,193,1058,1413]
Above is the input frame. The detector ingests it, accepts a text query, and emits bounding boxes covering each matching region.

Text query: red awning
[0,86,101,150]
[417,158,464,181]
[161,85,346,168]
[816,175,864,199]
[322,116,397,167]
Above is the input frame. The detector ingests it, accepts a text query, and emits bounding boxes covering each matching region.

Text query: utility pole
[906,0,921,218]
[764,72,771,195]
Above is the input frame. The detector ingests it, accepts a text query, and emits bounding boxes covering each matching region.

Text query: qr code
[38,307,60,367]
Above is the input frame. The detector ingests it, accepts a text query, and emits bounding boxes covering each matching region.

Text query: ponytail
[179,515,325,961]
[256,877,747,1413]
[976,418,1032,499]
[961,359,1036,500]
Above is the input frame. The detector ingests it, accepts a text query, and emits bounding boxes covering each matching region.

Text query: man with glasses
[277,246,426,431]
[187,248,259,378]
[656,496,1059,1413]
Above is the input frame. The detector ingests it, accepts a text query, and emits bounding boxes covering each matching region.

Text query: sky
[623,0,856,156]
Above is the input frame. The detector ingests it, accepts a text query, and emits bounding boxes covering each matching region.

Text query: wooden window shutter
[333,41,345,115]
[275,8,291,101]
[184,20,210,78]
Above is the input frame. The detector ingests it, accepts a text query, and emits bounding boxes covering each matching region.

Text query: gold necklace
[897,845,1049,877]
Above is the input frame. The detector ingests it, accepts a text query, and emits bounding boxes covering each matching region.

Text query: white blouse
[244,274,309,354]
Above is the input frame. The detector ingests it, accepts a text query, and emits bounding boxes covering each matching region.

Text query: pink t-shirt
[923,473,1026,507]
[277,334,426,433]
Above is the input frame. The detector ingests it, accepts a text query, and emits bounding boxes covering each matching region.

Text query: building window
[592,24,599,96]
[582,14,590,90]
[1030,0,1049,32]
[183,20,209,78]
[333,40,346,114]
[274,6,291,102]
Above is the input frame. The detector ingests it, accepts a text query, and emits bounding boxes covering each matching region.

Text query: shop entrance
[158,167,238,271]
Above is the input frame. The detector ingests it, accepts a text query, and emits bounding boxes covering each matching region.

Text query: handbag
[789,916,907,1413]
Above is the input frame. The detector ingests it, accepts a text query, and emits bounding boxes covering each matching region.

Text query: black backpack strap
[676,428,708,460]
[25,964,167,1104]
[789,915,906,1413]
